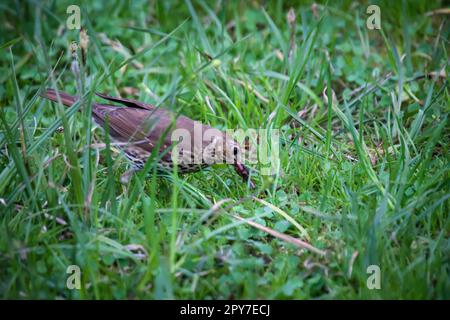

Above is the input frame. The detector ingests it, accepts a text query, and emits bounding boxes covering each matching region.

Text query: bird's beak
[234,162,255,189]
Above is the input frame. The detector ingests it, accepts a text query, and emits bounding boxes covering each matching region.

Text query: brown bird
[42,89,255,187]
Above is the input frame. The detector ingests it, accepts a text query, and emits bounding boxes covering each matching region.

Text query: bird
[41,89,255,188]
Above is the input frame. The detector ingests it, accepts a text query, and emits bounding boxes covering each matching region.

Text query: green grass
[0,0,449,299]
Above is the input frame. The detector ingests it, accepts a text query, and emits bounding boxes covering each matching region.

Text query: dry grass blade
[232,78,269,104]
[253,197,309,240]
[232,214,326,256]
[425,8,450,16]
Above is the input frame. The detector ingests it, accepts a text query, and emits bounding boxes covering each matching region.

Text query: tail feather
[41,89,78,107]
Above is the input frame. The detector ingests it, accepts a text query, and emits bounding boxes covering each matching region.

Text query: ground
[0,0,448,299]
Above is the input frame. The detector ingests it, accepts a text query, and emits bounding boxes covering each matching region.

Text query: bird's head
[203,134,255,188]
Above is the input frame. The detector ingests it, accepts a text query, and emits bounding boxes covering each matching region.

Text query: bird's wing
[92,105,177,153]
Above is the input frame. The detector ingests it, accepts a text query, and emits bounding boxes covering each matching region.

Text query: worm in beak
[234,162,255,189]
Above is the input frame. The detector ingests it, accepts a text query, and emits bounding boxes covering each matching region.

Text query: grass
[0,0,448,299]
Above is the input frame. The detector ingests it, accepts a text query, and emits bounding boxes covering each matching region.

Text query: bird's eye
[233,147,239,156]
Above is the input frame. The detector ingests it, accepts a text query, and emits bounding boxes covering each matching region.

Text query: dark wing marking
[95,92,155,110]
